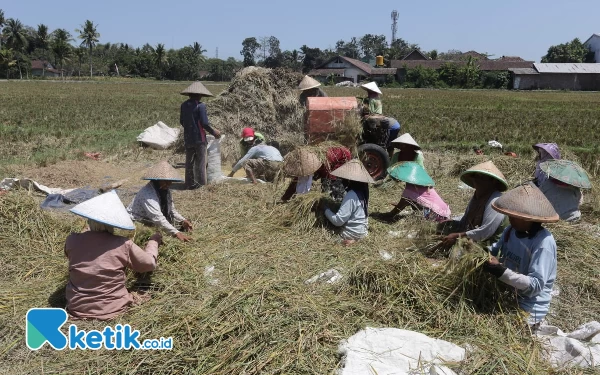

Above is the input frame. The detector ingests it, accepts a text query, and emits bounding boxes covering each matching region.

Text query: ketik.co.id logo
[26,308,173,350]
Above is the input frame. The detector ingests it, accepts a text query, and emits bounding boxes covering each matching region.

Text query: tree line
[0,8,595,82]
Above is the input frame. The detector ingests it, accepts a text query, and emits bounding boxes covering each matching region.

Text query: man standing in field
[180,82,222,189]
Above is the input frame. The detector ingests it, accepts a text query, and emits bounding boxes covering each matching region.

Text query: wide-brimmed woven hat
[360,82,382,95]
[181,81,213,97]
[70,190,135,230]
[142,161,184,182]
[283,148,322,177]
[331,159,375,184]
[540,159,592,189]
[298,75,321,91]
[387,162,435,187]
[533,143,560,160]
[390,133,420,149]
[460,161,509,191]
[492,182,559,223]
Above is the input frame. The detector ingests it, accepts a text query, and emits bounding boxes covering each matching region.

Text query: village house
[308,55,397,84]
[31,60,61,78]
[391,50,534,81]
[509,63,600,91]
[584,33,600,63]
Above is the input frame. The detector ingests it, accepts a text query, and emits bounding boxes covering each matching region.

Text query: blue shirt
[232,144,283,173]
[387,117,401,130]
[490,226,557,323]
[179,99,216,146]
[325,190,368,240]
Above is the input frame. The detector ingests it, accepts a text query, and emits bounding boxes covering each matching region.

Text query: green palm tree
[155,43,166,78]
[74,47,85,77]
[3,18,28,52]
[51,28,73,78]
[36,24,49,50]
[0,47,16,79]
[76,20,100,78]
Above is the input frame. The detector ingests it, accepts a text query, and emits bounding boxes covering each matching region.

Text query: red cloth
[315,147,352,180]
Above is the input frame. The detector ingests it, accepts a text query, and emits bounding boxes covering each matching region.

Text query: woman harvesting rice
[484,182,559,327]
[65,191,162,320]
[440,161,508,247]
[388,133,425,168]
[360,82,383,116]
[323,160,374,245]
[376,162,450,222]
[532,143,560,186]
[127,161,192,242]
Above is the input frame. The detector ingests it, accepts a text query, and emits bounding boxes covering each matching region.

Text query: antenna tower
[391,10,399,46]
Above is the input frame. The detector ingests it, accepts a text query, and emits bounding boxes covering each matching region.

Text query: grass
[1,80,600,374]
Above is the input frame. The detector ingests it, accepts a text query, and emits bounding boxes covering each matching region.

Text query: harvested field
[1,80,600,374]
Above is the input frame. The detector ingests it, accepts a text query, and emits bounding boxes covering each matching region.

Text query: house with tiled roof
[308,55,397,84]
[584,33,600,63]
[31,60,62,77]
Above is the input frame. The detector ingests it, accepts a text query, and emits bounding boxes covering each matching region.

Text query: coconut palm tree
[36,24,49,50]
[3,18,28,52]
[51,28,73,78]
[155,43,166,78]
[0,9,5,49]
[76,20,100,78]
[0,47,16,79]
[74,47,85,77]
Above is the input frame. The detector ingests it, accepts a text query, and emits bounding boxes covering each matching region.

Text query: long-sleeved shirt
[180,99,217,147]
[538,178,582,222]
[232,144,283,173]
[65,231,158,320]
[127,182,186,235]
[459,191,505,242]
[490,226,557,324]
[325,190,368,240]
[239,132,266,156]
[363,98,383,115]
[391,150,425,169]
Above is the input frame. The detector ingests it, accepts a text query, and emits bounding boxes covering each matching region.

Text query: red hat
[241,128,255,139]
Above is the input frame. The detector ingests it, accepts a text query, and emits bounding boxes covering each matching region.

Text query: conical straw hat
[532,143,560,160]
[180,81,214,97]
[283,148,322,177]
[391,133,420,149]
[142,161,184,182]
[360,82,382,95]
[540,159,592,189]
[492,182,559,223]
[70,190,135,230]
[387,161,435,187]
[331,159,375,184]
[460,161,508,191]
[298,75,321,90]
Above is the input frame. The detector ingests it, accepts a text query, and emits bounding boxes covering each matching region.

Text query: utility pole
[391,10,399,46]
[216,47,219,59]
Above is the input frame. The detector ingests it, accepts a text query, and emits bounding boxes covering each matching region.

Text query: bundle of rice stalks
[175,67,305,162]
[449,155,535,187]
[275,190,333,232]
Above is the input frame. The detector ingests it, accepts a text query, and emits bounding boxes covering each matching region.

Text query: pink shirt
[402,183,451,219]
[65,231,158,320]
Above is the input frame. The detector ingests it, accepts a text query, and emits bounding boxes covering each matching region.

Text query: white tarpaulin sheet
[137,121,180,150]
[338,327,465,375]
[537,321,600,369]
[0,178,73,195]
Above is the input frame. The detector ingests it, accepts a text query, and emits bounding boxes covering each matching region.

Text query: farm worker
[65,190,162,320]
[537,160,591,222]
[127,161,193,242]
[439,161,508,247]
[376,162,450,222]
[360,82,383,116]
[484,182,559,326]
[280,148,323,201]
[389,133,425,168]
[324,160,374,246]
[299,75,327,106]
[180,81,222,189]
[314,146,353,201]
[239,127,266,155]
[532,143,560,186]
[228,143,284,183]
[385,117,401,157]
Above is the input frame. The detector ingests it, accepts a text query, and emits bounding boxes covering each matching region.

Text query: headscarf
[316,147,352,180]
[346,180,369,216]
[534,143,560,184]
[152,181,174,224]
[88,219,115,234]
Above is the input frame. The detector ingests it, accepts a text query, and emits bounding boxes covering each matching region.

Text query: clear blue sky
[3,0,599,62]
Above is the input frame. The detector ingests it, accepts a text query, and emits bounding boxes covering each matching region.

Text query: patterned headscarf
[534,143,561,184]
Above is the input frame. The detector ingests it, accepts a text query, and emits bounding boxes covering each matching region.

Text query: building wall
[584,35,600,63]
[31,69,60,78]
[513,73,600,91]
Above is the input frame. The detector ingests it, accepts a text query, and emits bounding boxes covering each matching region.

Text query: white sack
[137,121,180,150]
[338,327,465,375]
[206,135,224,184]
[0,178,73,195]
[537,321,600,369]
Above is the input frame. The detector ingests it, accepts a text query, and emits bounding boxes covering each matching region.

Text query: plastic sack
[206,135,224,184]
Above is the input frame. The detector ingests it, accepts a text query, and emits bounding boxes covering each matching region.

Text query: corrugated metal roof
[509,68,538,75]
[533,63,600,74]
